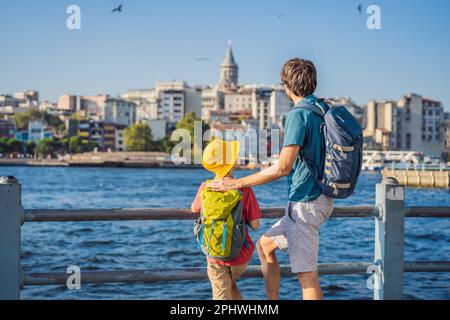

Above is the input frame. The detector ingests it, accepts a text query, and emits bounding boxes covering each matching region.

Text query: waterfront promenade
[0,152,261,169]
[0,167,449,300]
[0,152,172,168]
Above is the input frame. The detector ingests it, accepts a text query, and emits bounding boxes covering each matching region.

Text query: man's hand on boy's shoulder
[207,177,240,192]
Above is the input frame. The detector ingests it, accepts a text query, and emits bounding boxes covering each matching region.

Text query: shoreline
[0,158,260,170]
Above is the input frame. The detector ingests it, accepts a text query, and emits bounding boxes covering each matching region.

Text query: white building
[0,95,18,107]
[201,86,224,121]
[154,81,201,122]
[114,126,126,152]
[14,90,39,108]
[146,119,167,141]
[103,98,137,127]
[57,94,109,120]
[364,100,399,150]
[122,89,159,121]
[39,101,58,112]
[220,85,292,129]
[251,86,272,129]
[224,89,253,113]
[251,85,292,129]
[444,111,450,155]
[269,86,293,129]
[123,82,202,124]
[363,94,445,157]
[28,120,45,142]
[397,93,445,158]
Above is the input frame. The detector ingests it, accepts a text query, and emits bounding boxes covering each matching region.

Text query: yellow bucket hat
[202,139,240,179]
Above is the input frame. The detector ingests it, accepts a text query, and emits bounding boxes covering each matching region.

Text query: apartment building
[122,89,159,122]
[201,86,224,121]
[28,120,46,142]
[252,86,292,129]
[224,89,253,113]
[364,100,398,150]
[103,98,137,127]
[0,119,16,139]
[123,82,201,124]
[444,111,450,155]
[154,81,202,122]
[115,125,127,152]
[396,94,444,158]
[364,94,445,157]
[58,94,109,120]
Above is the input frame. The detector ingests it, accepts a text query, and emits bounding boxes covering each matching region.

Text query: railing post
[0,176,23,300]
[374,177,405,300]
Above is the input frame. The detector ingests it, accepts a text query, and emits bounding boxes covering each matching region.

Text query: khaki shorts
[265,194,334,273]
[207,263,248,300]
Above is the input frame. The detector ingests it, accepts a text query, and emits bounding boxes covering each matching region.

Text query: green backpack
[194,183,247,261]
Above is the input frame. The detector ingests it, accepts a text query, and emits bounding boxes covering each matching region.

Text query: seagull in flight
[111,5,123,14]
[274,13,286,19]
[357,4,362,15]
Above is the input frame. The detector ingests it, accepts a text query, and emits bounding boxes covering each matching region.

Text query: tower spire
[219,41,239,90]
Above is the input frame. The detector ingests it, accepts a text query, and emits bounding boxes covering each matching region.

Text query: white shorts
[265,194,334,273]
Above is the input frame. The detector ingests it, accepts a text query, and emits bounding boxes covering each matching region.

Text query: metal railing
[0,176,449,300]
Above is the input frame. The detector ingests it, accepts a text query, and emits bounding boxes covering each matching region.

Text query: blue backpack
[299,98,363,199]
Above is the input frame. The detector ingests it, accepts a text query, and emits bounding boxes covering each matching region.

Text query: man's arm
[208,145,300,191]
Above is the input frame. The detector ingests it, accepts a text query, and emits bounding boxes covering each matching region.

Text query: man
[208,58,334,300]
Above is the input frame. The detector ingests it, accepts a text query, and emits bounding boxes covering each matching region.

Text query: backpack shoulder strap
[293,98,330,118]
[296,98,332,186]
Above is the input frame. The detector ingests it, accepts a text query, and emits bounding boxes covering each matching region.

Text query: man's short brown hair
[280,58,317,97]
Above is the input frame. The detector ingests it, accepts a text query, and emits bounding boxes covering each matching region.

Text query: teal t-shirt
[283,95,325,202]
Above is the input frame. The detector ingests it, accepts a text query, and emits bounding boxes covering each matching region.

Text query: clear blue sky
[1,0,449,109]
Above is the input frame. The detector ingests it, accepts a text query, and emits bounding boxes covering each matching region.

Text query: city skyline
[1,1,450,109]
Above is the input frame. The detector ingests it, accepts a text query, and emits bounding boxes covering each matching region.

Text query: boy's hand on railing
[207,177,240,192]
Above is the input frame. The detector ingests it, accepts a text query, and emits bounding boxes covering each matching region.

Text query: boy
[191,139,261,300]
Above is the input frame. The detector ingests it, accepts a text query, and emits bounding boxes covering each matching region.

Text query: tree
[86,141,99,152]
[7,139,23,153]
[26,141,36,155]
[175,112,210,156]
[35,138,54,157]
[124,123,154,152]
[68,136,83,154]
[14,109,64,131]
[0,138,9,154]
[14,109,41,130]
[157,136,176,154]
[67,136,98,154]
[70,112,87,121]
[43,112,64,130]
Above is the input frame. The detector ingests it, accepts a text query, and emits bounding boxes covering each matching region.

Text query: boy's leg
[207,263,232,300]
[229,264,248,300]
[257,235,282,300]
[231,282,243,300]
[297,271,323,300]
